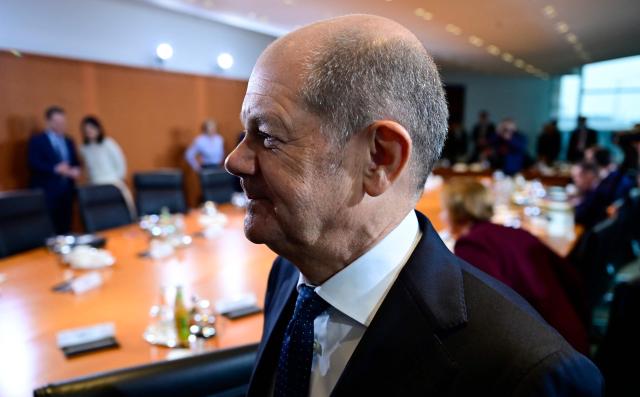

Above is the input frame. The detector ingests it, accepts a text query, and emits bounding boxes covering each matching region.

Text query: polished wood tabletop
[0,185,576,397]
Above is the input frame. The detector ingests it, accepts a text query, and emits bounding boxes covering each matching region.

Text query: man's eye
[258,131,277,149]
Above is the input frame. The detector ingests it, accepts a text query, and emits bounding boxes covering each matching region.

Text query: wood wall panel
[0,52,247,207]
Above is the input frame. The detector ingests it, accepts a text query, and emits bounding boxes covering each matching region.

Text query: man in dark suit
[567,116,598,163]
[225,15,602,396]
[28,106,81,234]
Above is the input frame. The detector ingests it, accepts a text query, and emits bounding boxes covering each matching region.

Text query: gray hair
[299,30,449,193]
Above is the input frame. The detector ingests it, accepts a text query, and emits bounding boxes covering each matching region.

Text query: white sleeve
[106,137,127,180]
[185,136,200,170]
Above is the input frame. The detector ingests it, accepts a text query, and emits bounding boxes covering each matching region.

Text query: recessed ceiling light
[156,43,173,61]
[542,5,557,18]
[422,12,433,21]
[566,33,578,44]
[555,22,569,33]
[501,52,514,62]
[217,52,234,70]
[486,45,500,56]
[514,59,525,68]
[525,65,536,73]
[414,8,425,17]
[445,24,462,35]
[468,35,484,47]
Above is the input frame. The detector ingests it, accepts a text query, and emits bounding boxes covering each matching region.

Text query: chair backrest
[199,169,236,204]
[0,189,55,258]
[133,170,187,216]
[569,212,637,311]
[77,184,134,233]
[33,343,258,397]
[595,279,640,396]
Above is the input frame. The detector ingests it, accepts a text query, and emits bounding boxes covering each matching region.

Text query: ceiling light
[514,59,525,69]
[414,8,425,17]
[445,24,462,35]
[525,65,536,73]
[555,22,569,33]
[542,5,557,18]
[217,52,234,70]
[486,45,500,56]
[566,33,578,44]
[156,43,173,61]
[501,52,514,62]
[422,12,433,21]
[468,35,484,47]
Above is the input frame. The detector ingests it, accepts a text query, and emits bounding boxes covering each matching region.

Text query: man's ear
[363,120,412,197]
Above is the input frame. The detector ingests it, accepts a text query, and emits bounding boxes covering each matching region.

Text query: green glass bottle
[174,286,190,348]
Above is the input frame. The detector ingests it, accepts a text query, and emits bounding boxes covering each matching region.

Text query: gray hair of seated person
[300,30,449,196]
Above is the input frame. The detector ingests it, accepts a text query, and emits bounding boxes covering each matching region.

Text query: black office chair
[199,169,236,204]
[133,170,187,216]
[77,184,134,233]
[595,279,640,397]
[569,210,637,315]
[33,343,258,397]
[0,190,55,258]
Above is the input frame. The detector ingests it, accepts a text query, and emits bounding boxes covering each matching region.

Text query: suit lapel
[250,260,298,393]
[331,212,468,395]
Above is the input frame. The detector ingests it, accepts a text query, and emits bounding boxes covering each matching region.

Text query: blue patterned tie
[275,284,328,397]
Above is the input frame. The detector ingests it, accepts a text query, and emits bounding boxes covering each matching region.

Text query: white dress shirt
[185,133,224,170]
[297,211,421,397]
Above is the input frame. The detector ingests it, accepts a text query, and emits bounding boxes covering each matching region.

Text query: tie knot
[293,285,328,321]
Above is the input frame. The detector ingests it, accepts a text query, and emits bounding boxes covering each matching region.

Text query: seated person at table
[489,118,530,175]
[441,178,589,354]
[185,119,225,171]
[571,150,636,228]
[225,14,601,396]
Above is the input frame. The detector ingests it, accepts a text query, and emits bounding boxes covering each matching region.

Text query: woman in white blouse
[80,116,126,184]
[79,116,135,216]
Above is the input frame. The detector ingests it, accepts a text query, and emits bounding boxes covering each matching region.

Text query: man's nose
[225,135,256,177]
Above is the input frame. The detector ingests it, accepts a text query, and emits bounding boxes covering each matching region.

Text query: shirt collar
[297,211,420,327]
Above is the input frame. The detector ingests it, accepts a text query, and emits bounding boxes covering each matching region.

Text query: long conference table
[0,185,577,397]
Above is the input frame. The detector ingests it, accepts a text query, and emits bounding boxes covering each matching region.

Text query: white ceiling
[135,0,640,78]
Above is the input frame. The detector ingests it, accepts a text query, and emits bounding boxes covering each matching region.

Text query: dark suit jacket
[27,131,79,201]
[248,212,603,396]
[454,221,589,354]
[567,128,598,163]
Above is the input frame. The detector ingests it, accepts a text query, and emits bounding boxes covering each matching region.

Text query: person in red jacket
[441,178,590,354]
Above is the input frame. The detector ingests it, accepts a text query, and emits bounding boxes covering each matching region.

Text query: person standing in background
[536,119,562,166]
[567,116,598,163]
[79,116,126,185]
[79,116,135,217]
[185,119,225,171]
[470,110,495,162]
[28,106,81,234]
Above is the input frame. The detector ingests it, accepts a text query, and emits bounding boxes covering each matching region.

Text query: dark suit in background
[248,212,603,396]
[28,131,80,234]
[567,128,597,163]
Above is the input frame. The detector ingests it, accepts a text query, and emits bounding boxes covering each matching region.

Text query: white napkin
[65,246,115,269]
